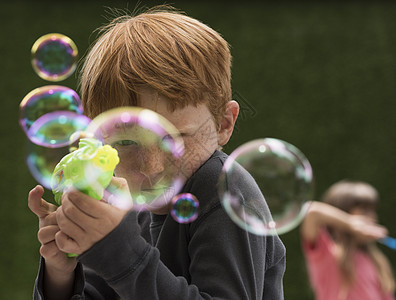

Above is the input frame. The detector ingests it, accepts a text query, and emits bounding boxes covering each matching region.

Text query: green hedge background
[1,1,395,299]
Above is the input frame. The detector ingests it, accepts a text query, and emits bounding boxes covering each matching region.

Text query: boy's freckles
[137,88,219,179]
[179,119,219,177]
[166,110,219,179]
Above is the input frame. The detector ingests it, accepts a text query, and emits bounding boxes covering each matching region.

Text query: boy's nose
[138,145,165,177]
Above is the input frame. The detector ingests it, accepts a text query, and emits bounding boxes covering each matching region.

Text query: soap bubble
[85,107,185,211]
[31,33,78,81]
[171,193,199,223]
[26,141,70,189]
[218,138,313,236]
[19,85,83,135]
[27,111,91,148]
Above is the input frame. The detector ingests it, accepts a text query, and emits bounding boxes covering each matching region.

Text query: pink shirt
[302,229,395,300]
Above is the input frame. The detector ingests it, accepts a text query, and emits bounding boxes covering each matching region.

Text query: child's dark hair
[321,179,378,213]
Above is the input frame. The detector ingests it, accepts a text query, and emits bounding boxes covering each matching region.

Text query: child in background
[28,6,286,300]
[301,179,395,300]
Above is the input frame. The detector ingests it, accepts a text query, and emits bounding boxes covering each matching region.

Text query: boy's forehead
[137,88,212,132]
[159,103,212,133]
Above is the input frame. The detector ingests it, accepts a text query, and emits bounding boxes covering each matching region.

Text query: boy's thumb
[28,185,57,218]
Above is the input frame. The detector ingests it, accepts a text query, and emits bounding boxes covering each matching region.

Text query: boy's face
[110,88,220,212]
[139,88,220,179]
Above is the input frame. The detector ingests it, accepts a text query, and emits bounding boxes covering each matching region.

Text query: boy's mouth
[141,186,166,191]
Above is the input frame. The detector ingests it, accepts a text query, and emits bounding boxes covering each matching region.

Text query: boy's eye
[112,140,138,147]
[162,134,173,142]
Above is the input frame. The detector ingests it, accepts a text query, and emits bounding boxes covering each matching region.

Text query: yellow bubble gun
[51,137,120,205]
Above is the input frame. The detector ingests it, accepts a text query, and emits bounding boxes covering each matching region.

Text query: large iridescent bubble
[27,111,91,148]
[20,85,83,132]
[19,85,87,147]
[218,138,313,236]
[31,33,78,81]
[85,107,185,211]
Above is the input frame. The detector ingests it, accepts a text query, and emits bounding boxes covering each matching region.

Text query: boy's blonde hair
[79,6,232,128]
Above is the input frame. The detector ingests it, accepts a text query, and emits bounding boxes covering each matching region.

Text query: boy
[28,6,286,299]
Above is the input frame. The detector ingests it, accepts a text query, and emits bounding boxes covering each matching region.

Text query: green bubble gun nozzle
[51,137,119,257]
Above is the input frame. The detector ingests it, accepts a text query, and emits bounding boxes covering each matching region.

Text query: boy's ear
[218,100,239,146]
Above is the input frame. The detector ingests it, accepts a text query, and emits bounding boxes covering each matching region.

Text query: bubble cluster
[19,85,88,147]
[171,193,199,223]
[85,107,185,211]
[31,33,78,81]
[218,138,313,236]
[20,85,83,131]
[21,33,93,190]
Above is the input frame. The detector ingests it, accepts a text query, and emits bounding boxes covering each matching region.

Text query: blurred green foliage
[1,1,395,299]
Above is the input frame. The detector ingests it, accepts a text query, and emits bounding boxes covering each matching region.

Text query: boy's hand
[55,187,129,255]
[28,185,77,275]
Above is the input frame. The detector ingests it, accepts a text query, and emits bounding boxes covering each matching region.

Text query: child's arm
[301,201,388,244]
[28,185,77,300]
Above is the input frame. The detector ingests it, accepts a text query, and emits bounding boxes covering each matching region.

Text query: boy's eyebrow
[174,124,198,134]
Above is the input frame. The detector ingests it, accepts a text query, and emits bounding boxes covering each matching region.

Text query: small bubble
[171,193,199,224]
[31,33,78,81]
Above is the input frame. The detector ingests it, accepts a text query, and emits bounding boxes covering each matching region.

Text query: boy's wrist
[44,258,76,285]
[45,263,75,278]
[43,261,76,300]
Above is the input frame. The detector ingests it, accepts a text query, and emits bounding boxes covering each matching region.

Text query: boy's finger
[40,240,60,259]
[40,212,58,228]
[104,177,133,209]
[55,230,81,255]
[28,185,57,218]
[109,177,129,190]
[38,225,60,245]
[57,200,87,234]
[64,190,109,219]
